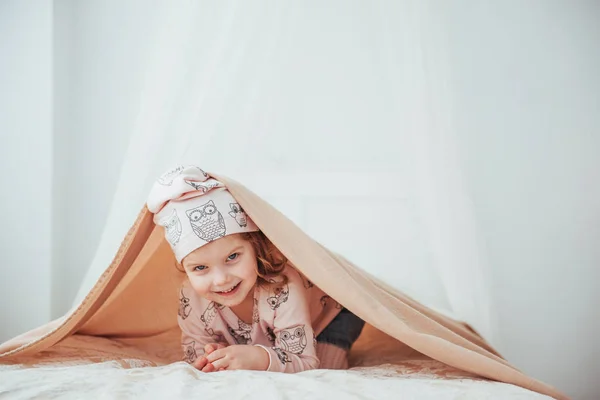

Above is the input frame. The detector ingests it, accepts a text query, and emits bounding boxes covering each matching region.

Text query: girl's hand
[202,345,269,372]
[193,342,228,370]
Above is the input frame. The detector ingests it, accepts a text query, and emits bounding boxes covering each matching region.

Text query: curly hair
[174,231,288,287]
[239,231,288,287]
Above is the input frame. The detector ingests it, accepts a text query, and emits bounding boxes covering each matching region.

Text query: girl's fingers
[208,357,228,371]
[204,344,217,354]
[193,356,208,370]
[201,362,216,372]
[205,348,227,363]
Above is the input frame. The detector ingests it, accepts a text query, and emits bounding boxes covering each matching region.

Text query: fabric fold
[0,172,568,400]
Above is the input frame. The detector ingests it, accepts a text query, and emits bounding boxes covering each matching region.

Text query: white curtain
[74,0,495,342]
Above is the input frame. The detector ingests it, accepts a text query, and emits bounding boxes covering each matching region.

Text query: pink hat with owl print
[146,165,259,262]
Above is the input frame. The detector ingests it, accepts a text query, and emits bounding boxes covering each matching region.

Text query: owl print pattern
[178,288,191,320]
[194,166,209,178]
[200,302,225,326]
[157,165,185,186]
[228,203,248,227]
[186,200,226,242]
[279,325,307,355]
[183,341,197,363]
[320,295,343,309]
[228,319,252,344]
[267,283,290,310]
[205,327,226,344]
[273,347,291,365]
[159,210,182,246]
[252,298,260,324]
[299,273,314,289]
[185,179,220,193]
[266,327,276,344]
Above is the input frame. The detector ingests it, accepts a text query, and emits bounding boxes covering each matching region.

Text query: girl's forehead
[183,234,247,265]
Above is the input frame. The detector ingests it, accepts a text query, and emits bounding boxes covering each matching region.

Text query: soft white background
[1,1,598,399]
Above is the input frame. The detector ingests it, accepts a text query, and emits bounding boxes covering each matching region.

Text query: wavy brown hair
[239,231,288,287]
[174,231,288,287]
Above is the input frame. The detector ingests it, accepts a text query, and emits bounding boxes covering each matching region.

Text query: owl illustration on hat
[228,203,248,227]
[157,165,185,186]
[185,179,221,193]
[193,166,209,178]
[186,200,226,242]
[159,210,182,246]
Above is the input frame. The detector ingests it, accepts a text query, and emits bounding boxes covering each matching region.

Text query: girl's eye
[193,265,207,272]
[227,253,238,261]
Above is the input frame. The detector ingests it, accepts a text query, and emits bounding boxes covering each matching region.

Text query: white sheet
[0,334,552,400]
[0,361,553,400]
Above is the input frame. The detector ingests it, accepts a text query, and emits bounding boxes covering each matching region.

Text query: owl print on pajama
[159,209,182,246]
[183,341,197,363]
[200,302,225,325]
[205,327,226,344]
[267,283,290,310]
[186,200,226,242]
[266,327,276,344]
[178,288,191,320]
[252,298,259,324]
[228,319,253,345]
[279,325,307,355]
[176,266,331,373]
[298,272,314,289]
[320,295,343,309]
[228,203,249,227]
[273,347,291,365]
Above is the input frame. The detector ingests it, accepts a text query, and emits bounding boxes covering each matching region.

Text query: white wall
[0,1,53,341]
[0,0,165,337]
[442,2,600,399]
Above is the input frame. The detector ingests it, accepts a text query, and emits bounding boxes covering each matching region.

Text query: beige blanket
[0,174,567,400]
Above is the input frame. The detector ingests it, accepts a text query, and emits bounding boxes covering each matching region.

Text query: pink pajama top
[177,265,342,373]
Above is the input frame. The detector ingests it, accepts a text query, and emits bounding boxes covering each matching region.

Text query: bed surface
[0,326,552,399]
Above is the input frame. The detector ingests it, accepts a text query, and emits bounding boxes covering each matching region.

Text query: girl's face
[181,234,258,307]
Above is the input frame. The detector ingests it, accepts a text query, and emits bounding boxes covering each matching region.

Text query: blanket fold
[0,173,567,400]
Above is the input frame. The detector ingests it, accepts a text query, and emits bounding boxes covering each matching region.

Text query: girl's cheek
[189,277,211,296]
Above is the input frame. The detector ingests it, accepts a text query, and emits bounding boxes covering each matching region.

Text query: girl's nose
[212,268,230,286]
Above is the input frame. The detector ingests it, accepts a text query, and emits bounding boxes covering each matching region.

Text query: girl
[147,165,364,373]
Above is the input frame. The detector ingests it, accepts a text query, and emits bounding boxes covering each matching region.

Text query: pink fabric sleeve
[177,285,219,365]
[257,271,319,372]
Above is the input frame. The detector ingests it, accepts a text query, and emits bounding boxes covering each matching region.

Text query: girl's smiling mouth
[215,282,241,296]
